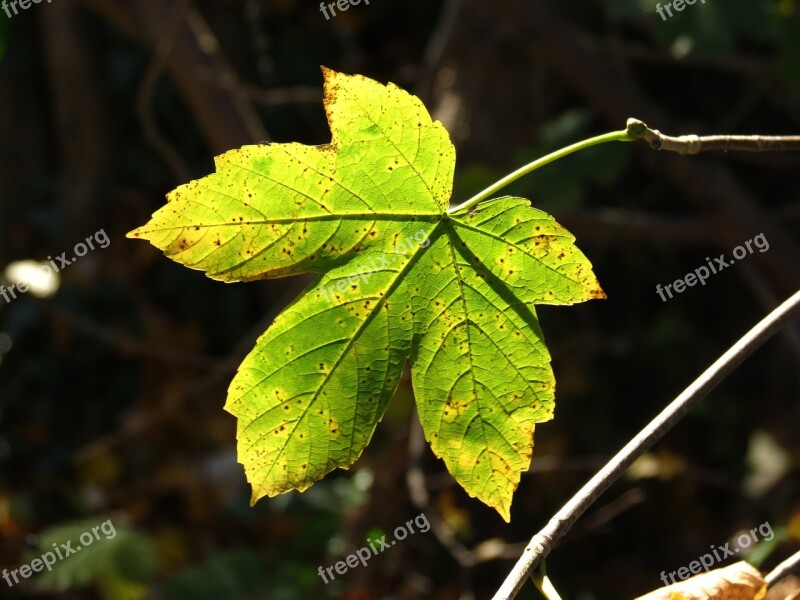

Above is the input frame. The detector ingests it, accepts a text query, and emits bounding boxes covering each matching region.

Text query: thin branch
[42,302,218,369]
[71,278,308,465]
[183,4,269,143]
[560,489,645,544]
[135,0,192,183]
[765,549,800,587]
[627,118,800,155]
[492,289,800,600]
[196,66,322,107]
[407,415,477,569]
[416,0,464,103]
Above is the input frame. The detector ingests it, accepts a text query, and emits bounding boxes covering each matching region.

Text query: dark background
[1,0,799,598]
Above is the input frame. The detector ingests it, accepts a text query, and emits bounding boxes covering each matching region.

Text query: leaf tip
[497,506,512,523]
[320,64,340,87]
[248,481,273,507]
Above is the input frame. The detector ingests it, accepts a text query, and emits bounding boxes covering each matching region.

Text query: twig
[42,302,218,369]
[237,82,321,107]
[407,415,476,569]
[627,118,800,155]
[557,209,708,244]
[71,278,308,464]
[560,489,645,545]
[738,262,800,366]
[184,4,269,143]
[416,0,464,103]
[135,0,192,183]
[243,0,273,86]
[492,289,800,600]
[131,0,267,152]
[765,549,800,587]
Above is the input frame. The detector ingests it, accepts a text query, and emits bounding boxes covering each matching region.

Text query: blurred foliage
[27,520,156,599]
[163,550,317,600]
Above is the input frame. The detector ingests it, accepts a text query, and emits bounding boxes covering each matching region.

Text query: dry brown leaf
[635,561,767,600]
[764,575,800,600]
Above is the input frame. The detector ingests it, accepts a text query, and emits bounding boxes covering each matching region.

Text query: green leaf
[163,550,317,600]
[128,67,604,520]
[29,520,156,600]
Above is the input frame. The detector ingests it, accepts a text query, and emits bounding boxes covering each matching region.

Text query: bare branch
[765,549,800,587]
[627,118,800,154]
[493,289,800,600]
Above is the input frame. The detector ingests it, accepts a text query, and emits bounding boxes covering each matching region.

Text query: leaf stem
[447,129,633,214]
[449,118,800,215]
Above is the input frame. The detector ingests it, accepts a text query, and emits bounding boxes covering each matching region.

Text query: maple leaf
[128,67,604,521]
